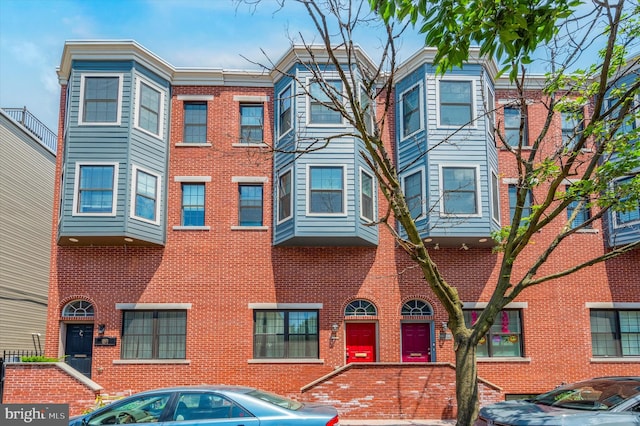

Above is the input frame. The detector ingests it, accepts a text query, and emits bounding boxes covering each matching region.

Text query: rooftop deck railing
[2,107,57,153]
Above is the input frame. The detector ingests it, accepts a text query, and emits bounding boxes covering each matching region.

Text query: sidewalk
[341,420,455,425]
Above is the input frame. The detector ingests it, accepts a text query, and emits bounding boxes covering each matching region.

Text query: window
[62,300,94,317]
[239,184,263,226]
[360,169,374,222]
[88,393,171,425]
[464,309,523,357]
[504,106,528,146]
[182,183,205,226]
[401,299,433,316]
[401,84,421,138]
[439,80,472,126]
[80,75,121,124]
[591,310,640,357]
[183,102,207,143]
[309,79,342,124]
[561,108,584,148]
[360,85,374,133]
[308,166,344,214]
[566,185,591,229]
[486,84,496,134]
[277,170,292,222]
[441,166,478,215]
[132,167,159,222]
[278,85,292,137]
[173,393,251,421]
[240,104,264,143]
[509,184,533,222]
[614,177,640,227]
[491,172,500,222]
[74,163,117,215]
[253,310,318,359]
[403,170,424,219]
[121,310,186,359]
[345,300,377,316]
[136,81,162,136]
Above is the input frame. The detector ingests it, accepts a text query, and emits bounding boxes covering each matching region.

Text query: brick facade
[15,42,640,419]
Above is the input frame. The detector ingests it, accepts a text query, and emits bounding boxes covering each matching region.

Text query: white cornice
[395,47,499,82]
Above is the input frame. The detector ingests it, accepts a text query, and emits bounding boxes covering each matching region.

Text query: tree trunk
[455,335,479,426]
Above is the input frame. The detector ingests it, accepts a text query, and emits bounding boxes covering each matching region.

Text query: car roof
[141,385,257,394]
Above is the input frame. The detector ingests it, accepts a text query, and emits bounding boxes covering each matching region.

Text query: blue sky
[0,0,426,132]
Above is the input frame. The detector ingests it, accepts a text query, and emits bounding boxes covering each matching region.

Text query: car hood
[478,400,634,426]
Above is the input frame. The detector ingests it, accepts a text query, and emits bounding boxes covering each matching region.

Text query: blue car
[476,377,640,425]
[68,385,340,425]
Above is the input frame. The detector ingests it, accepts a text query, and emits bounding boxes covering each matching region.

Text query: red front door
[346,323,376,363]
[401,323,431,362]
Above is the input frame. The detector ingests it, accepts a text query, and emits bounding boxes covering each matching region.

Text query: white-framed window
[401,167,425,220]
[278,84,293,138]
[440,165,480,216]
[130,165,161,225]
[277,169,293,223]
[359,84,375,134]
[134,77,165,139]
[399,82,423,139]
[78,73,123,126]
[485,81,496,135]
[308,78,343,125]
[72,162,119,216]
[437,78,475,127]
[360,168,375,222]
[490,170,500,223]
[307,165,346,216]
[612,176,640,228]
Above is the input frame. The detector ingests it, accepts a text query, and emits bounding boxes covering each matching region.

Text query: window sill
[574,228,599,234]
[175,142,212,147]
[231,226,268,231]
[232,143,269,148]
[113,359,191,365]
[248,358,324,364]
[477,357,531,363]
[173,226,210,231]
[591,357,640,363]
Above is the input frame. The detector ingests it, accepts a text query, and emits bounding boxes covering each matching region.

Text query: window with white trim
[79,74,122,125]
[62,300,94,317]
[121,310,186,360]
[74,163,118,215]
[441,166,479,216]
[278,85,293,137]
[439,80,473,126]
[309,79,342,124]
[132,166,160,223]
[400,83,422,138]
[277,170,292,222]
[253,310,318,359]
[135,79,164,137]
[491,171,500,223]
[591,310,640,357]
[308,166,344,215]
[613,176,640,227]
[403,169,424,219]
[360,169,375,222]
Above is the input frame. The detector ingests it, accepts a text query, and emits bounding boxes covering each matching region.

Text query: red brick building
[36,41,640,419]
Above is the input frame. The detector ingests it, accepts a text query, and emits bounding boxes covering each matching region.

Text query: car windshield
[532,378,640,411]
[247,389,304,411]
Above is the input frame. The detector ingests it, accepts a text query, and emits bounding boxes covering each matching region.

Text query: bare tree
[241,0,640,424]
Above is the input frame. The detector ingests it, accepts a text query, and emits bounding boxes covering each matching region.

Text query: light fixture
[424,238,433,243]
[330,323,339,341]
[97,324,106,335]
[69,238,79,243]
[124,238,133,243]
[478,238,488,243]
[433,243,440,250]
[442,321,448,332]
[461,243,469,250]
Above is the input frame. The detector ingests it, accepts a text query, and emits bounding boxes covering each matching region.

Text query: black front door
[65,324,93,378]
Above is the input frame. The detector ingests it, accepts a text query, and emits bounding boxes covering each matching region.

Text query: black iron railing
[2,350,43,363]
[2,107,57,153]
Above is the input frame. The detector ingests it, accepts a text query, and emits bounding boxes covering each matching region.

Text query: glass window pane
[182,183,205,226]
[404,171,423,219]
[402,86,420,137]
[135,171,157,221]
[310,167,343,213]
[590,310,619,357]
[310,81,342,124]
[239,185,263,226]
[139,83,160,135]
[361,171,374,220]
[184,102,207,143]
[78,165,114,213]
[279,86,292,136]
[278,171,292,221]
[440,81,471,126]
[240,104,264,143]
[83,77,118,123]
[443,167,477,214]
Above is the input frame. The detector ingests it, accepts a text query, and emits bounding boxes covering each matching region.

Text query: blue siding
[58,60,169,246]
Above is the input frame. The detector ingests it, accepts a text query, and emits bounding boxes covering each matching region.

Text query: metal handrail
[2,107,57,153]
